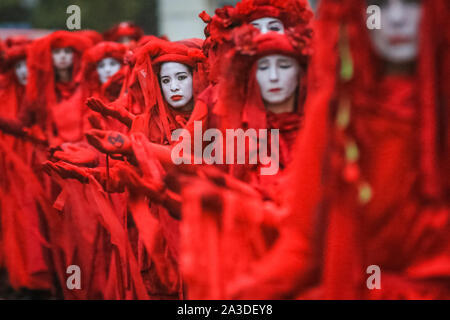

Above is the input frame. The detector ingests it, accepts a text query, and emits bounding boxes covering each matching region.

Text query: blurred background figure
[0,1,316,41]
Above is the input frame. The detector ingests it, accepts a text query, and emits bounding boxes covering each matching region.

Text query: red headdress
[176,38,204,50]
[129,39,207,143]
[79,41,127,100]
[234,0,313,27]
[1,36,31,73]
[26,31,93,110]
[103,22,144,43]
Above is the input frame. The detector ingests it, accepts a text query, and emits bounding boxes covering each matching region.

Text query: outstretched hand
[85,129,132,156]
[42,161,90,184]
[86,97,134,127]
[50,143,99,167]
[86,97,113,117]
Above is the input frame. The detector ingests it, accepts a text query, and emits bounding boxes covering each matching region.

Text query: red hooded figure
[188,0,314,170]
[212,27,312,188]
[129,38,208,144]
[23,30,92,144]
[226,0,450,300]
[79,41,128,131]
[0,37,30,135]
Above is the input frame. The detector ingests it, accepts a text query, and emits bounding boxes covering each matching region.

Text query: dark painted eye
[258,61,269,70]
[162,78,170,84]
[178,75,187,81]
[279,64,292,69]
[278,60,293,69]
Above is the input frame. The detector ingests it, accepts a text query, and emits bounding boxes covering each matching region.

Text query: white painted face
[14,59,28,86]
[52,47,74,70]
[96,57,121,84]
[368,0,422,63]
[251,17,285,34]
[256,54,300,105]
[160,62,193,109]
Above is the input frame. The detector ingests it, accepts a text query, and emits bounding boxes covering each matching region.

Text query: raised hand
[50,143,99,167]
[85,129,132,156]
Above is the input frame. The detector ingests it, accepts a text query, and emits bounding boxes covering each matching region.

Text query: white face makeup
[97,57,121,84]
[251,17,285,34]
[256,54,300,106]
[367,0,422,63]
[14,59,28,86]
[52,47,74,70]
[160,62,193,109]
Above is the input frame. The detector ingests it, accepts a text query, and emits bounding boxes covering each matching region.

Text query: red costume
[79,41,128,131]
[179,3,313,298]
[187,0,313,186]
[124,39,207,299]
[0,37,54,292]
[227,0,450,300]
[23,31,92,144]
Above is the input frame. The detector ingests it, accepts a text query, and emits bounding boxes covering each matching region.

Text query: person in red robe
[79,41,128,132]
[0,37,55,295]
[45,38,208,299]
[0,31,93,146]
[190,0,313,146]
[0,31,93,298]
[40,40,132,299]
[0,37,30,145]
[226,0,450,300]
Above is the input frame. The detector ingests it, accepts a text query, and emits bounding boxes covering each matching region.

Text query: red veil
[208,24,312,186]
[129,39,207,144]
[79,41,127,101]
[0,37,30,125]
[26,31,92,111]
[22,31,93,143]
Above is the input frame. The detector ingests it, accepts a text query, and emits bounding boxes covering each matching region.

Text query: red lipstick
[389,36,413,45]
[171,95,183,101]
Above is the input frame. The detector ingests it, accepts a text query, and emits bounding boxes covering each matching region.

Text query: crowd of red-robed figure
[0,0,449,300]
